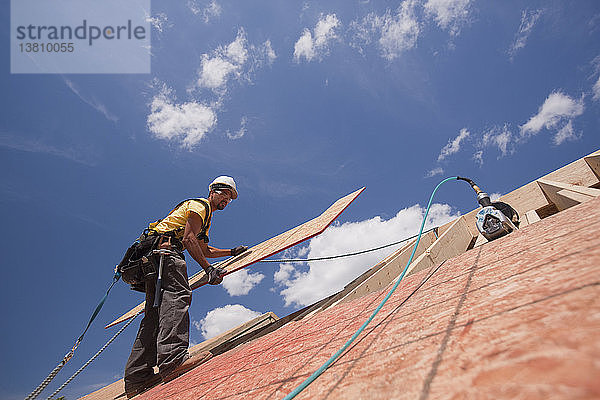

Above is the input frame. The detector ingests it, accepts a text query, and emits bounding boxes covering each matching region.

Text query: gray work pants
[124,253,192,390]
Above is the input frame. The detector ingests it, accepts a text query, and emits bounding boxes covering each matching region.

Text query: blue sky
[2,1,600,398]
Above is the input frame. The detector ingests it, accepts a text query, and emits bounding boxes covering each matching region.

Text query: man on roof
[123,176,248,398]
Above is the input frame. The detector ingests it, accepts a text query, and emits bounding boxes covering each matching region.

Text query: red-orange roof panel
[135,196,600,400]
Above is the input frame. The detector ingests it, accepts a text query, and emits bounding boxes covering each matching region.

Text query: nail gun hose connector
[456,176,474,185]
[456,176,491,207]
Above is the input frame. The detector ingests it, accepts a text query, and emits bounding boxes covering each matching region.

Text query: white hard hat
[209,176,238,199]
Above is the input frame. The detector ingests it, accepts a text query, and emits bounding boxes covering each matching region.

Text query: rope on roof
[47,309,144,400]
[26,271,123,400]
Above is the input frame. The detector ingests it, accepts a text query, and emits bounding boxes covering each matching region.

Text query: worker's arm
[182,212,212,271]
[202,245,231,258]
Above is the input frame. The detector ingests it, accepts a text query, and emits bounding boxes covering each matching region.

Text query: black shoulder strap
[149,198,211,236]
[192,199,211,242]
[191,198,211,231]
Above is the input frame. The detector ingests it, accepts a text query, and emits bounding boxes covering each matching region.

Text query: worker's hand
[231,246,248,256]
[206,265,226,285]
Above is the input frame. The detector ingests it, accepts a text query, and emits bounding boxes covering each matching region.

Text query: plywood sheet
[105,188,365,329]
[128,196,600,400]
[584,154,600,180]
[189,312,278,357]
[544,156,600,187]
[405,216,475,276]
[537,179,600,211]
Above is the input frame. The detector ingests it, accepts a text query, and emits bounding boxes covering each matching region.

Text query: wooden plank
[472,233,488,248]
[525,209,541,224]
[440,150,600,243]
[312,231,431,313]
[537,179,600,211]
[584,154,600,180]
[105,187,365,329]
[537,178,600,197]
[496,181,550,218]
[80,379,126,400]
[189,312,278,357]
[333,231,438,305]
[310,260,393,315]
[300,238,422,319]
[405,216,475,277]
[544,157,600,188]
[556,189,595,204]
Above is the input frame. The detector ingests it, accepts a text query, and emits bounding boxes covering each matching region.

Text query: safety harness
[146,198,212,243]
[118,198,212,292]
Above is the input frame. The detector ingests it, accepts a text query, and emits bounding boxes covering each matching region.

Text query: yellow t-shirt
[150,199,212,241]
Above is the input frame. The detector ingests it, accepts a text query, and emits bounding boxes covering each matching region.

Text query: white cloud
[222,268,265,296]
[350,1,420,60]
[520,91,584,139]
[0,132,97,166]
[508,9,543,60]
[149,30,274,147]
[194,304,262,339]
[187,0,202,16]
[593,76,600,101]
[490,192,501,202]
[198,56,239,91]
[197,30,248,93]
[294,14,340,62]
[262,40,277,65]
[227,116,248,140]
[379,1,421,59]
[552,120,580,145]
[315,14,341,47]
[481,124,513,156]
[226,33,249,65]
[188,0,222,23]
[275,204,459,307]
[426,167,444,177]
[146,12,171,33]
[147,84,217,149]
[437,128,470,161]
[473,150,483,165]
[424,0,473,36]
[294,30,316,62]
[196,29,275,95]
[204,0,222,22]
[64,79,118,122]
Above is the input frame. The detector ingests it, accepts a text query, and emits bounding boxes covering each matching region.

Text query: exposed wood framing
[584,153,600,183]
[327,231,438,307]
[189,312,279,358]
[404,216,475,277]
[472,234,488,248]
[524,210,541,225]
[544,154,600,187]
[318,149,600,306]
[537,179,600,211]
[498,181,550,219]
[307,150,600,309]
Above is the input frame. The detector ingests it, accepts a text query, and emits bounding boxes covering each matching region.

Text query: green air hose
[282,176,458,400]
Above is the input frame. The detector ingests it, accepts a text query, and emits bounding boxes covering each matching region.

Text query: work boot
[125,373,162,398]
[162,351,213,383]
[206,265,226,285]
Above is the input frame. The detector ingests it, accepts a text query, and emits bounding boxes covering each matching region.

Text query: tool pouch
[117,235,160,292]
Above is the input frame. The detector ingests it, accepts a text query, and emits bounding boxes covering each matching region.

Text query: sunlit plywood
[105,187,365,329]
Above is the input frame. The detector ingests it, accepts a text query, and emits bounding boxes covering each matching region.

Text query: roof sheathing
[132,195,600,400]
